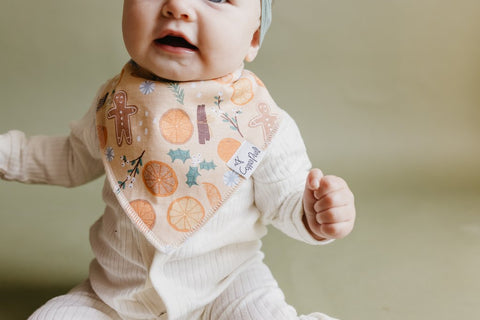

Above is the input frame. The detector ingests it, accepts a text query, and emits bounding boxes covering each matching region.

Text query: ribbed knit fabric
[28,281,121,320]
[1,80,337,320]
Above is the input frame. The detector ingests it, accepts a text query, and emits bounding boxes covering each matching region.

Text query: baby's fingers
[314,175,349,199]
[315,204,356,224]
[319,221,354,239]
[306,168,324,192]
[314,188,354,212]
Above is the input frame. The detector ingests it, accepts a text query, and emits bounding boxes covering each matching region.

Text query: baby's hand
[303,169,355,241]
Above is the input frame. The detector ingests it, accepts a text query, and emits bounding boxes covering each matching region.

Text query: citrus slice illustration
[129,199,156,229]
[231,78,254,105]
[253,73,265,87]
[142,161,178,197]
[167,196,205,232]
[97,126,107,149]
[217,138,241,162]
[202,182,222,208]
[214,73,233,84]
[160,109,194,144]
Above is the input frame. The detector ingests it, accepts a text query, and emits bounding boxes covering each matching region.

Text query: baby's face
[122,0,261,81]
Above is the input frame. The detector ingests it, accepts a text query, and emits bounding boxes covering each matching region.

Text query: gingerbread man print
[107,90,138,146]
[248,103,279,140]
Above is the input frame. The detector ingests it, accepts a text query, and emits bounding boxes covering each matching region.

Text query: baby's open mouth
[155,36,198,51]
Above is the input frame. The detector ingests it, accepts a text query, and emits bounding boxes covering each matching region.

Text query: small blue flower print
[223,170,240,187]
[140,81,155,95]
[105,147,115,162]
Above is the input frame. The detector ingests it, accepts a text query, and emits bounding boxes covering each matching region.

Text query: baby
[0,0,355,319]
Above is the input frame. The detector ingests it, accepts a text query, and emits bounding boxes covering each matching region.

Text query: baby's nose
[161,0,196,21]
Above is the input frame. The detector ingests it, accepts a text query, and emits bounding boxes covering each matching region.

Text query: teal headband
[260,0,272,45]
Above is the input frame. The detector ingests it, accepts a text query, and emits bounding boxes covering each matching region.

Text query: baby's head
[122,0,272,82]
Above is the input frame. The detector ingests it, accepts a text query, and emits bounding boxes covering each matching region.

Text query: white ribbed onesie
[0,82,337,320]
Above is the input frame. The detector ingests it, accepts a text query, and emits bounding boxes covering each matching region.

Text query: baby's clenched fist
[303,168,356,240]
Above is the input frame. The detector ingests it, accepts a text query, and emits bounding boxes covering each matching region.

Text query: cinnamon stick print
[197,104,210,144]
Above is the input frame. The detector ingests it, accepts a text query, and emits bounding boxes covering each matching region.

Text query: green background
[1,0,479,319]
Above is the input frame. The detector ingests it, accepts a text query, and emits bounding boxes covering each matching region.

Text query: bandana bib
[96,61,282,252]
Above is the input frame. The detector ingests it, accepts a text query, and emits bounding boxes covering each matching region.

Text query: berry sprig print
[117,150,146,192]
[168,82,185,105]
[214,95,244,138]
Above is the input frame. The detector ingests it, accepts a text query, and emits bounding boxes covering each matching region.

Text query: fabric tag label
[227,141,264,179]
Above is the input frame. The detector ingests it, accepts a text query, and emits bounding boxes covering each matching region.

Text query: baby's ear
[245,28,261,62]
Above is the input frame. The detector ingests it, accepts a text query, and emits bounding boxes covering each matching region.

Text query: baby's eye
[208,0,228,3]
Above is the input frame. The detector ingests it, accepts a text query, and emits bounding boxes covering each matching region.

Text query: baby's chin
[152,69,232,83]
[139,61,241,83]
[128,60,192,82]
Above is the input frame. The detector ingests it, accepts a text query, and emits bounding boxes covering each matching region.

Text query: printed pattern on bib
[96,61,282,252]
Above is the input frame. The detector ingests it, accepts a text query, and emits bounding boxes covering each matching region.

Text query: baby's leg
[203,261,337,320]
[28,280,120,320]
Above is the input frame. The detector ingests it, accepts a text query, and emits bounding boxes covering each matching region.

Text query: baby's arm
[303,169,355,241]
[254,111,355,243]
[0,97,104,187]
[254,112,330,244]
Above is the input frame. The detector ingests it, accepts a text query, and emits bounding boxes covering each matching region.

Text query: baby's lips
[155,36,198,50]
[156,30,198,50]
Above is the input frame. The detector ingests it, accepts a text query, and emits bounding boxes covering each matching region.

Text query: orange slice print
[202,182,221,208]
[217,138,241,162]
[142,161,178,197]
[130,199,156,229]
[253,74,265,87]
[231,78,254,105]
[244,70,265,88]
[167,196,205,232]
[214,73,233,84]
[97,126,107,149]
[160,109,194,144]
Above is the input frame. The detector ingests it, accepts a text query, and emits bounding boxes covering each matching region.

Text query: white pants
[29,262,336,320]
[28,281,120,320]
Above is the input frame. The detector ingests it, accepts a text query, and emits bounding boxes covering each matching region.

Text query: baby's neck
[128,60,245,84]
[129,60,168,82]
